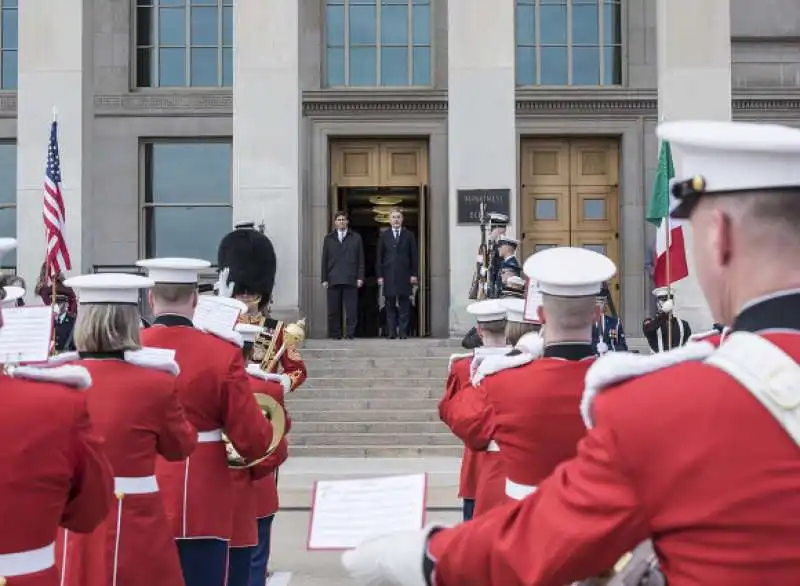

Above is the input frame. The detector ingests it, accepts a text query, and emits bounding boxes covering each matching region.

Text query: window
[0,143,15,268]
[516,0,622,87]
[0,0,17,90]
[135,0,233,88]
[142,142,232,262]
[325,0,432,87]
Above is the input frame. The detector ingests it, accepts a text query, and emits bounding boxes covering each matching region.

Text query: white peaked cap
[1,286,24,307]
[652,287,673,297]
[136,257,211,284]
[500,297,527,323]
[466,299,507,323]
[658,120,800,194]
[0,237,15,259]
[523,247,616,298]
[64,273,154,305]
[235,323,261,344]
[200,295,248,313]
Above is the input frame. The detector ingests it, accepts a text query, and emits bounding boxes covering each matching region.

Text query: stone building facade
[3,0,800,337]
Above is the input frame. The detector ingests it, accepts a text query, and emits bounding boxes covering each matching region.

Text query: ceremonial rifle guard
[230,324,292,586]
[217,223,308,391]
[438,300,511,518]
[0,238,114,586]
[592,283,627,354]
[136,257,275,586]
[56,273,196,586]
[341,120,800,585]
[491,236,521,298]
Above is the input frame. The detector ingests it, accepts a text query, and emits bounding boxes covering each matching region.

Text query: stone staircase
[285,338,464,458]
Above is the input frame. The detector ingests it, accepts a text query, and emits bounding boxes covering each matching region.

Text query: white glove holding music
[341,525,443,586]
[660,299,674,313]
[215,267,235,298]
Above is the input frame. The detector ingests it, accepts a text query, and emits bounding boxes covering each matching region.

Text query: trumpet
[225,391,288,469]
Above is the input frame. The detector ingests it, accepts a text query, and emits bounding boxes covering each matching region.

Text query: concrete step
[291,421,450,434]
[309,366,447,378]
[303,338,462,349]
[290,409,442,422]
[303,356,452,368]
[301,346,462,358]
[290,432,459,446]
[288,387,443,400]
[286,445,463,458]
[286,398,440,411]
[300,376,442,388]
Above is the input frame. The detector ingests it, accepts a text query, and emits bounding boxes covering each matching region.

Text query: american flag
[43,120,71,277]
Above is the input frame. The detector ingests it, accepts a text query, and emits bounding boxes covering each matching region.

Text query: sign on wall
[456,189,511,225]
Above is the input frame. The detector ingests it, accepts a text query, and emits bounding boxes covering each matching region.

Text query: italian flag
[647,140,689,288]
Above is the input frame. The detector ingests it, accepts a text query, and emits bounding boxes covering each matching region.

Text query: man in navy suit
[591,285,627,353]
[376,209,419,339]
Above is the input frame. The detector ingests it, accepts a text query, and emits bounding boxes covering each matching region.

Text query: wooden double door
[520,138,621,310]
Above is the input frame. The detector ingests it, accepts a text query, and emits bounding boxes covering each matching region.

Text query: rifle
[468,202,489,300]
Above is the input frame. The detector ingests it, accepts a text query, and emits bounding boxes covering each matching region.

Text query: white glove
[596,340,609,355]
[660,299,674,313]
[341,524,443,586]
[479,267,488,277]
[215,267,235,298]
[475,254,484,264]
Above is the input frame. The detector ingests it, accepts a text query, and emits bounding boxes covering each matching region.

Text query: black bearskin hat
[217,224,277,301]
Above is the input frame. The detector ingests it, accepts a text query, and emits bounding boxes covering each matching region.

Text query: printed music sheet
[524,286,543,322]
[192,296,240,332]
[307,473,427,550]
[0,306,53,364]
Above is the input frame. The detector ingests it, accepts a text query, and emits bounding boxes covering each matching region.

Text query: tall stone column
[233,0,301,317]
[656,0,731,328]
[17,0,92,291]
[447,0,516,333]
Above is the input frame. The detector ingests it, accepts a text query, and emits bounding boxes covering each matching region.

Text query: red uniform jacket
[438,353,479,500]
[0,366,113,586]
[230,373,292,547]
[487,345,595,497]
[438,355,507,517]
[60,353,196,586]
[430,295,800,586]
[142,315,274,540]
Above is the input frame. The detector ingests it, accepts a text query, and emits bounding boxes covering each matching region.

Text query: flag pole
[49,109,58,355]
[665,213,673,350]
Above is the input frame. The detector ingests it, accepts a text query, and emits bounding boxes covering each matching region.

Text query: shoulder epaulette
[245,364,290,394]
[580,340,716,429]
[448,352,472,375]
[472,352,536,387]
[470,346,512,379]
[124,347,180,376]
[199,326,244,348]
[10,364,92,389]
[689,328,730,343]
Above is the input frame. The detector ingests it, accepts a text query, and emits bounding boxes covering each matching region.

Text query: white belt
[198,429,223,443]
[486,440,500,452]
[114,475,159,495]
[0,542,55,576]
[505,478,538,500]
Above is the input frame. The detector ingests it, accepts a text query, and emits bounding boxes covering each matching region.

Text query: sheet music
[0,307,53,364]
[192,296,240,332]
[524,289,543,322]
[308,473,426,550]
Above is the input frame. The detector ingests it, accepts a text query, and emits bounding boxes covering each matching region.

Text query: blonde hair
[151,283,195,304]
[73,304,142,353]
[505,321,540,346]
[478,318,506,335]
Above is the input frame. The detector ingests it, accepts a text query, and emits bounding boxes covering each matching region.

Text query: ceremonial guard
[217,223,308,391]
[491,236,521,297]
[56,273,197,586]
[137,257,275,586]
[438,300,510,518]
[231,324,292,586]
[592,284,627,353]
[342,120,800,585]
[642,286,691,352]
[0,238,114,586]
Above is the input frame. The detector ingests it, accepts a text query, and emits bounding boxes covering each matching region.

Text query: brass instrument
[226,391,288,469]
[468,202,489,300]
[254,317,307,373]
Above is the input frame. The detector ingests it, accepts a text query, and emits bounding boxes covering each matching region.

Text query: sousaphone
[224,390,288,469]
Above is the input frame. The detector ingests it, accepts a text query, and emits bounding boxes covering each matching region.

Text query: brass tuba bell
[225,388,288,469]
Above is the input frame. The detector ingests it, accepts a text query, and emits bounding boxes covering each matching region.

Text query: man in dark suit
[376,208,418,339]
[322,210,365,339]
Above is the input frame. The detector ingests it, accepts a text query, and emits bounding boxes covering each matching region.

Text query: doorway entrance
[329,139,430,338]
[519,138,622,310]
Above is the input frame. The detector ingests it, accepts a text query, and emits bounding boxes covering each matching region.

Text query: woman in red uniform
[226,324,291,586]
[57,273,197,586]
